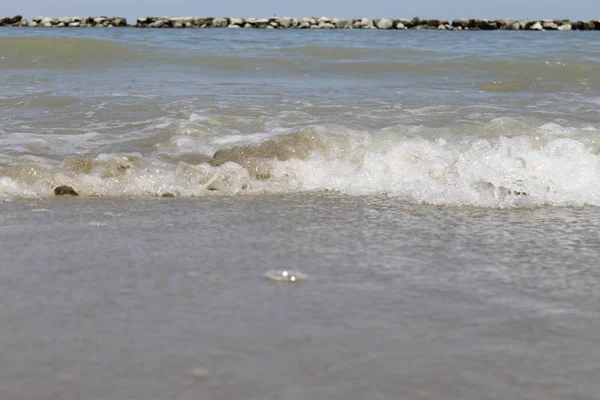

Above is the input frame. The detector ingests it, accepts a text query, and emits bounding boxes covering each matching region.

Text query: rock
[396,22,407,29]
[477,19,496,30]
[437,24,446,30]
[54,185,79,196]
[213,18,229,27]
[542,21,558,30]
[318,22,335,29]
[192,17,207,26]
[486,21,499,30]
[397,18,414,28]
[69,22,81,27]
[113,18,127,26]
[452,19,469,28]
[497,19,512,29]
[509,22,521,30]
[557,23,572,31]
[58,17,72,24]
[529,22,543,30]
[280,18,292,28]
[580,20,595,30]
[1,15,22,26]
[335,19,351,28]
[161,192,175,197]
[360,18,374,28]
[230,18,244,25]
[376,18,394,29]
[227,24,240,28]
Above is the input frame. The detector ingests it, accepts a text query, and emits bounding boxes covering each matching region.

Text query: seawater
[1,27,600,400]
[1,28,600,206]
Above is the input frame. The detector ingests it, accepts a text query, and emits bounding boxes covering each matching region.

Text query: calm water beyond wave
[1,28,600,400]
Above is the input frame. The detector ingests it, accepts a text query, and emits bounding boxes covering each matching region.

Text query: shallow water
[1,27,600,399]
[1,195,600,399]
[1,28,600,206]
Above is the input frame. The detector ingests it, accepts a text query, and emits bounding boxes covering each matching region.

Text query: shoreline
[1,15,599,30]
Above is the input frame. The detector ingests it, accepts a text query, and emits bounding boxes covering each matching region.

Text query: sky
[4,0,599,24]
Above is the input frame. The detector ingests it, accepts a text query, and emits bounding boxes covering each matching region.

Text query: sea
[1,27,600,400]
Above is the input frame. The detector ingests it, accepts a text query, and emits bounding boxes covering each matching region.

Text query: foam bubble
[265,270,307,283]
[88,221,107,227]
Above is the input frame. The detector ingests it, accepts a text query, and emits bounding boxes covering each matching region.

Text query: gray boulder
[529,22,543,30]
[509,22,521,30]
[376,18,394,29]
[318,22,335,29]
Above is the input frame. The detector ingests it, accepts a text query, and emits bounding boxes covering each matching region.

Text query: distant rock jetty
[2,15,600,30]
[1,15,126,27]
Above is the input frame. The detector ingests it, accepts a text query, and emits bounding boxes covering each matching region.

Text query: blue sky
[4,0,598,23]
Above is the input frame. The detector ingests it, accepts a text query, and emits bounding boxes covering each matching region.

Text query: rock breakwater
[1,15,127,27]
[133,16,598,30]
[0,15,28,26]
[1,15,600,30]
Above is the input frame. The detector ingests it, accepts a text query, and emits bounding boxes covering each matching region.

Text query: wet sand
[1,194,599,400]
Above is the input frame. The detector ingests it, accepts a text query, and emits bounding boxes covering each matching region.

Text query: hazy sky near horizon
[4,0,599,22]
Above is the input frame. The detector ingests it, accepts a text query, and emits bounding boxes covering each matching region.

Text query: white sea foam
[1,119,599,208]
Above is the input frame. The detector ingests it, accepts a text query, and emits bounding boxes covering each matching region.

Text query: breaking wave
[2,121,600,208]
